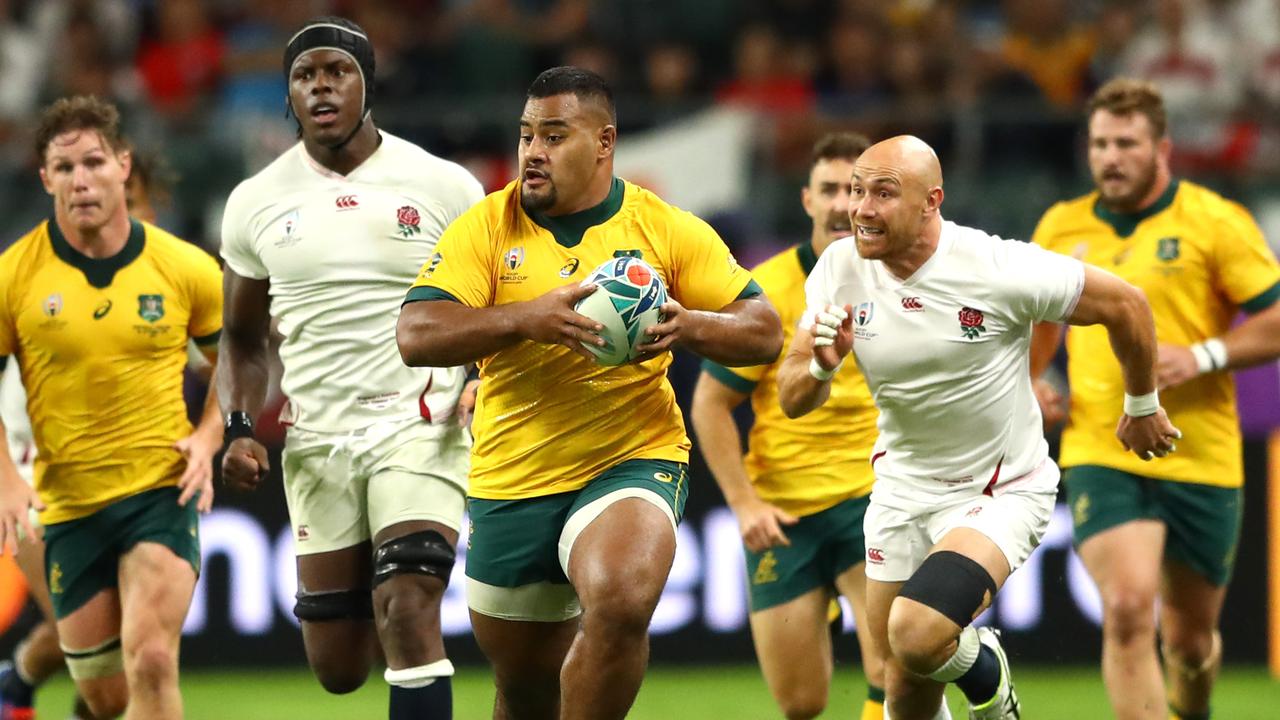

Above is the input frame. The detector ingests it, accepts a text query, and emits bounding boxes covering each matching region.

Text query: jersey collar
[1092,179,1180,239]
[47,217,146,289]
[796,240,818,275]
[529,176,626,248]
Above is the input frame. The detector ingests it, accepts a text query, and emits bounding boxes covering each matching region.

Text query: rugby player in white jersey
[776,136,1180,720]
[217,16,482,720]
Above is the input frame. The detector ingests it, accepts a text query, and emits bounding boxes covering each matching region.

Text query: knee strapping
[898,551,997,628]
[293,588,374,622]
[61,636,123,680]
[1163,631,1221,681]
[373,530,456,588]
[384,658,455,688]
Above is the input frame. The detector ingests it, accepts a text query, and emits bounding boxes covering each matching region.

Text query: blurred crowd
[2,0,1280,245]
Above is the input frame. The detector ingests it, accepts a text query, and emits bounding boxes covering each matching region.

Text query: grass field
[29,665,1280,719]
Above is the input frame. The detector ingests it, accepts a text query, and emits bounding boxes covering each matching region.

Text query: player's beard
[520,181,557,214]
[1097,155,1159,213]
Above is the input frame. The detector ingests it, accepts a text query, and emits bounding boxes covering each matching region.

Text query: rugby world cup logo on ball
[574,257,668,366]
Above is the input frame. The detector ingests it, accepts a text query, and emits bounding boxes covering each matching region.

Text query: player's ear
[598,124,616,159]
[117,148,132,180]
[1156,135,1172,166]
[924,185,944,216]
[38,165,52,195]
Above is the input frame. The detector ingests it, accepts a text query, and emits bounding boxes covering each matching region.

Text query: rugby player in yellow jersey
[0,96,223,720]
[0,143,179,720]
[1030,78,1280,720]
[690,132,886,720]
[397,67,782,720]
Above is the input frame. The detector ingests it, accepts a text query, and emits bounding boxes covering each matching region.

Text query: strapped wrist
[1123,391,1159,418]
[1189,338,1227,375]
[224,411,255,443]
[808,356,841,381]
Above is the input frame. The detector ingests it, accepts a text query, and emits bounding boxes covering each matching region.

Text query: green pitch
[32,665,1280,719]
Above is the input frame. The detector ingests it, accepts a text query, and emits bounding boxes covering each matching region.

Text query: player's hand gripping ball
[574,257,668,366]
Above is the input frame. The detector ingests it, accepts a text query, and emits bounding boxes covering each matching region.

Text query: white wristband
[808,357,841,381]
[1123,391,1160,417]
[1189,338,1227,375]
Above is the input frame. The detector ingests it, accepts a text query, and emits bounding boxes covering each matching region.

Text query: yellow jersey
[0,219,223,522]
[703,243,878,517]
[1033,180,1280,487]
[407,178,757,499]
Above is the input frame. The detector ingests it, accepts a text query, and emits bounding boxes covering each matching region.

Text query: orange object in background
[0,554,29,635]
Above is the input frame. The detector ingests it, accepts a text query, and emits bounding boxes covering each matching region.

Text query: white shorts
[863,461,1059,583]
[282,417,469,554]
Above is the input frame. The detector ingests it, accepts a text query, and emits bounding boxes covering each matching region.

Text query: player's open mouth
[523,168,549,187]
[856,225,884,239]
[310,104,338,124]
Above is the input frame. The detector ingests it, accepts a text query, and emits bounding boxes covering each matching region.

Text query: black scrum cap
[283,17,376,120]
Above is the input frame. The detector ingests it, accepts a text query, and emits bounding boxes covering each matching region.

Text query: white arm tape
[1189,338,1227,375]
[1123,391,1160,417]
[809,357,841,381]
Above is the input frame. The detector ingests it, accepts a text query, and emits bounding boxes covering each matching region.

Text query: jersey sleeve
[219,184,270,280]
[405,205,497,308]
[995,238,1086,324]
[666,212,756,311]
[1210,203,1280,313]
[185,247,224,344]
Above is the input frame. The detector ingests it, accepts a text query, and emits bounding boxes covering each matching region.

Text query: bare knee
[776,685,828,720]
[375,577,445,636]
[581,588,659,639]
[78,681,128,719]
[886,605,949,676]
[1163,626,1218,671]
[307,649,371,694]
[124,640,177,694]
[1101,588,1157,644]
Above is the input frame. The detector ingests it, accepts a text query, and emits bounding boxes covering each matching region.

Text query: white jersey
[221,132,483,433]
[1,360,34,482]
[804,220,1085,495]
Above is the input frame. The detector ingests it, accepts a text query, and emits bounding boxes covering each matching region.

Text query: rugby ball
[574,257,668,366]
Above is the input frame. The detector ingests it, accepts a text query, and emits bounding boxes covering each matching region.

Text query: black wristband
[224,411,255,443]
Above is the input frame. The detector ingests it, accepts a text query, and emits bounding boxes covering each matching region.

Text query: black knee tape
[898,551,997,627]
[372,530,456,589]
[293,588,374,622]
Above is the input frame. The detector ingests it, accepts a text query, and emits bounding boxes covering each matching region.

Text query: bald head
[856,135,942,192]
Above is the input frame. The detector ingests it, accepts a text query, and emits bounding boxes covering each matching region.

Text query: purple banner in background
[1237,362,1280,438]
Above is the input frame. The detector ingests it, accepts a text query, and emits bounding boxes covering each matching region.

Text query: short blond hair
[35,95,125,163]
[1087,78,1167,139]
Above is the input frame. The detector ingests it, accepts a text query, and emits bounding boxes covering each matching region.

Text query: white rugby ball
[574,257,668,366]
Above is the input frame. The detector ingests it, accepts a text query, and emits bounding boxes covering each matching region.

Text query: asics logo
[901,297,924,311]
[335,195,359,210]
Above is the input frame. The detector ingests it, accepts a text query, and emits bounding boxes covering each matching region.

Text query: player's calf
[61,637,127,720]
[373,530,457,719]
[295,589,376,694]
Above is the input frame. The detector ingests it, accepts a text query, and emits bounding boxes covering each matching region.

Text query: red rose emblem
[958,307,984,327]
[397,206,420,227]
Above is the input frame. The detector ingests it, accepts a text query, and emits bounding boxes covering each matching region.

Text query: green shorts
[1065,465,1242,586]
[43,486,201,619]
[465,459,688,589]
[744,495,870,612]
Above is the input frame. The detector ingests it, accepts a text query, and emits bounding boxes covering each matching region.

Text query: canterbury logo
[901,297,924,311]
[867,548,885,564]
[335,195,359,209]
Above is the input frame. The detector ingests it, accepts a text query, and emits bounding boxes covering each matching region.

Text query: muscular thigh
[118,541,198,649]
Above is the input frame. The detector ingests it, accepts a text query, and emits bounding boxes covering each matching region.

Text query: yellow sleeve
[1211,203,1280,312]
[0,253,17,356]
[186,248,224,343]
[666,211,754,311]
[406,208,497,308]
[1030,203,1065,253]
